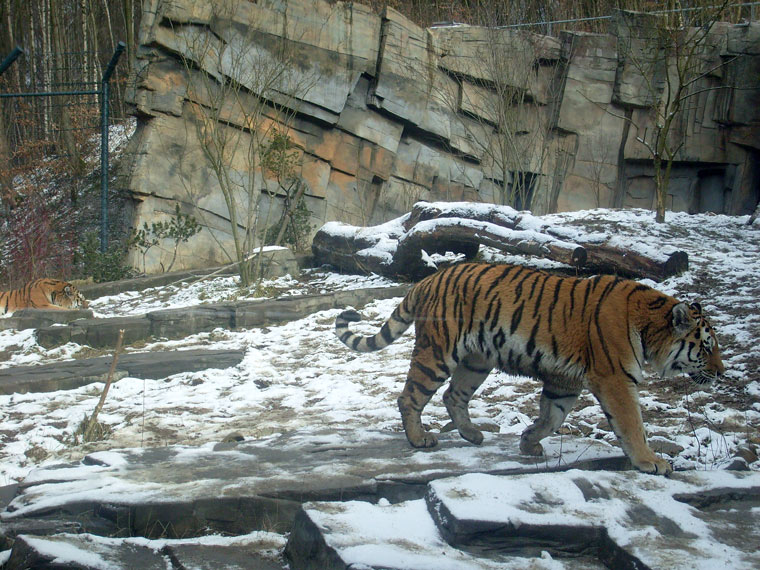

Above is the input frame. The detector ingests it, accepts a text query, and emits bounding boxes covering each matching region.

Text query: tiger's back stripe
[592,278,622,371]
[532,274,549,317]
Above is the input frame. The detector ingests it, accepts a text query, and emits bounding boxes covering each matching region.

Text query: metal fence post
[100,41,126,253]
[0,46,23,76]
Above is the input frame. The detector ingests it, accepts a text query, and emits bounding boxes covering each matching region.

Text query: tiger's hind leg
[520,383,580,456]
[443,355,492,445]
[397,343,451,448]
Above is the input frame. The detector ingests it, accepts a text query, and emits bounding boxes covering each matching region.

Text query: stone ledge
[78,265,239,299]
[5,429,755,569]
[33,285,410,349]
[82,248,301,299]
[4,533,286,570]
[0,349,246,396]
[287,469,760,570]
[0,308,95,331]
[1,430,626,542]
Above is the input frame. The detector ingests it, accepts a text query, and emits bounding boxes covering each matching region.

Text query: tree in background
[614,2,734,222]
[172,3,316,288]
[433,3,568,212]
[260,128,313,253]
[0,0,139,189]
[0,0,140,286]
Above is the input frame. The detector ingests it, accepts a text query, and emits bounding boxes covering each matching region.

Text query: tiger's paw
[633,455,673,476]
[459,426,484,446]
[519,439,544,456]
[408,431,439,448]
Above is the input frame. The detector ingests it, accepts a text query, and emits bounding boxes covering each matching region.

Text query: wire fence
[0,43,126,287]
[0,42,125,252]
[432,1,760,34]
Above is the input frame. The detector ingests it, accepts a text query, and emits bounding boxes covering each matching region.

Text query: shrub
[77,232,133,283]
[129,204,201,273]
[0,192,75,288]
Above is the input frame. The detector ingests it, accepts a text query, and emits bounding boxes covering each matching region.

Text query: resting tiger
[335,262,724,475]
[0,279,88,315]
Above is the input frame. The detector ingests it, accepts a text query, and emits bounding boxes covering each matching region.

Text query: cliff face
[126,0,760,272]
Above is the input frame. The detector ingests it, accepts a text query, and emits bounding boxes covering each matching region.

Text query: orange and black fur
[0,279,88,315]
[336,263,724,475]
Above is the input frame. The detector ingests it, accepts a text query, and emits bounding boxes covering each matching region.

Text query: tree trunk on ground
[392,218,585,280]
[312,207,688,283]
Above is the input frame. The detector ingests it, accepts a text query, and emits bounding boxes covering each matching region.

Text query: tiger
[0,278,88,316]
[335,262,724,476]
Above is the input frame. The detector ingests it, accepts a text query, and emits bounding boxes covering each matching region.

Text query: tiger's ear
[64,285,72,295]
[672,302,695,335]
[689,301,702,315]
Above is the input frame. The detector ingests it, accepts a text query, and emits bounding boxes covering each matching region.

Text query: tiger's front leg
[590,376,672,476]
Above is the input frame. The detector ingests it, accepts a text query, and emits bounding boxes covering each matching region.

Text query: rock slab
[2,430,626,541]
[0,349,246,395]
[287,469,760,570]
[33,285,410,349]
[3,427,758,569]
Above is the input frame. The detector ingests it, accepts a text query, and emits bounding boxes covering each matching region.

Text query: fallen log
[312,202,688,282]
[581,244,688,283]
[402,201,521,232]
[311,220,405,276]
[392,218,586,280]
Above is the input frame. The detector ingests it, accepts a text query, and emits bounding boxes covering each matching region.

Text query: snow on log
[394,218,586,280]
[579,243,688,282]
[312,201,688,282]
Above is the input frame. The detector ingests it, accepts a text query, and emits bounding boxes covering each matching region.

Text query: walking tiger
[335,263,724,475]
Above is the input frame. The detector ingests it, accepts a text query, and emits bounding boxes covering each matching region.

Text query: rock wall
[125,0,760,272]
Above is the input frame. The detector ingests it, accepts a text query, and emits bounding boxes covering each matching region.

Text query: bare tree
[616,3,733,222]
[171,3,316,288]
[433,13,567,212]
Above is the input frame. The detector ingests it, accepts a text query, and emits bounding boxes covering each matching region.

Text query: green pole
[100,41,126,253]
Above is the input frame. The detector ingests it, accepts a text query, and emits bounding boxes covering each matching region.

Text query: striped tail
[335,303,413,353]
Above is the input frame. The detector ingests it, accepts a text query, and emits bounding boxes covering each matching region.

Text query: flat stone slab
[33,285,409,349]
[3,532,286,570]
[2,430,626,540]
[0,349,246,395]
[287,469,760,570]
[167,542,285,570]
[287,498,522,570]
[4,534,169,570]
[0,309,95,331]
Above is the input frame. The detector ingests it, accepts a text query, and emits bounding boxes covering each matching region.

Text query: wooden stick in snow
[84,328,125,442]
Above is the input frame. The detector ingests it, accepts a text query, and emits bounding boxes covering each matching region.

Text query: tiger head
[662,301,724,384]
[52,282,89,310]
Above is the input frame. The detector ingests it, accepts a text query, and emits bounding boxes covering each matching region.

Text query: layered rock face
[126,0,760,272]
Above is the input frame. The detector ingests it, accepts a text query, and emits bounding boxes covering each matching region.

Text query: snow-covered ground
[0,207,758,492]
